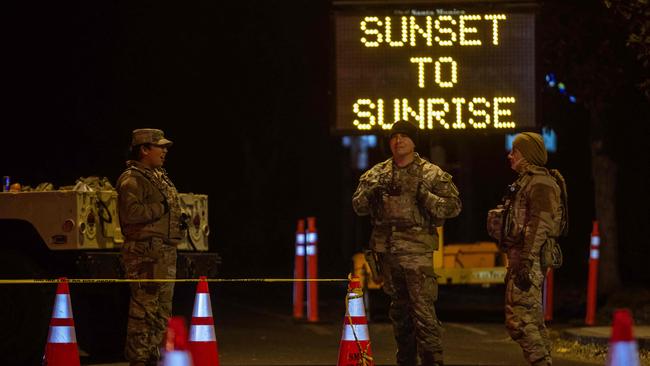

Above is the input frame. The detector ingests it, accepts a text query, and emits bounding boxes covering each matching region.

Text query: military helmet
[131,128,173,147]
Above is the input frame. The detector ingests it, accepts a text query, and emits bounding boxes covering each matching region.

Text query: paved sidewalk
[562,326,650,350]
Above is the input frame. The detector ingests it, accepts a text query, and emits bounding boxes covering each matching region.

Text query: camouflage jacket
[502,164,563,264]
[352,153,461,254]
[116,161,183,244]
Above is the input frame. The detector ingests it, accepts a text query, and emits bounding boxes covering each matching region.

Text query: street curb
[561,327,650,351]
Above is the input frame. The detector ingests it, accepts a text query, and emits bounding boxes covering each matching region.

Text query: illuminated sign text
[334,10,536,133]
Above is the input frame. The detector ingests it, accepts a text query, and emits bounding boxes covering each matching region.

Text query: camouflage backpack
[540,169,568,269]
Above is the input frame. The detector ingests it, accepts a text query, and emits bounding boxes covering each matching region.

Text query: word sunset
[334,8,536,133]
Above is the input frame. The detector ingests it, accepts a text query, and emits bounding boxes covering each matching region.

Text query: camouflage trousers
[505,260,551,365]
[121,238,177,364]
[381,252,443,366]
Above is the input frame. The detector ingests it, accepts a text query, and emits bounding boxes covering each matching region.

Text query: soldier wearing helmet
[352,120,462,366]
[116,128,183,366]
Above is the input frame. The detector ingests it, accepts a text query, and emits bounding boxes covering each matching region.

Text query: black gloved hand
[365,181,386,201]
[513,258,532,291]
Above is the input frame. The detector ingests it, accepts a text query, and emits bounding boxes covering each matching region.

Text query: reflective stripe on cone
[193,293,213,318]
[608,342,640,366]
[190,325,217,342]
[48,326,77,343]
[164,351,193,366]
[342,324,370,341]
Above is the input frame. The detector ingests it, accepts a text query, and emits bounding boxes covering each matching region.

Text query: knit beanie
[513,132,547,166]
[389,120,418,143]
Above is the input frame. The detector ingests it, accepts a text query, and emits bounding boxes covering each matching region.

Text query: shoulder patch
[529,183,555,211]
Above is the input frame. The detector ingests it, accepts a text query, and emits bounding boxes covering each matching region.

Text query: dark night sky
[2,1,649,286]
[2,0,342,278]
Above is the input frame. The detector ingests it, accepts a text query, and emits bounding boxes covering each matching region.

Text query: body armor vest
[378,161,428,228]
[122,163,183,242]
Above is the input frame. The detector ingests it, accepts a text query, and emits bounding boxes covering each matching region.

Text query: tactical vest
[366,156,444,253]
[119,163,183,242]
[376,159,430,229]
[497,167,565,249]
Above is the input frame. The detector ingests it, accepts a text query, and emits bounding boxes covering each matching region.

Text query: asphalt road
[83,283,600,366]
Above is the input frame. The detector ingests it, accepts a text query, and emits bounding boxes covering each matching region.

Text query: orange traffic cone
[606,308,640,366]
[43,277,80,366]
[337,274,373,366]
[188,276,219,366]
[163,316,194,366]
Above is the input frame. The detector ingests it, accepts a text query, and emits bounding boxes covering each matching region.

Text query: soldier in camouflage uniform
[116,128,184,366]
[352,121,462,366]
[487,132,566,366]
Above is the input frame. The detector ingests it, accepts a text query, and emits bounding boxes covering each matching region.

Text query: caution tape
[0,278,349,284]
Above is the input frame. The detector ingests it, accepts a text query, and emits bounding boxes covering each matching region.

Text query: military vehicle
[351,227,508,320]
[0,177,220,364]
[353,227,506,290]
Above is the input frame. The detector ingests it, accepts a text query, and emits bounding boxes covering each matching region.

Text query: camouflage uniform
[498,164,562,366]
[117,158,183,365]
[353,153,461,366]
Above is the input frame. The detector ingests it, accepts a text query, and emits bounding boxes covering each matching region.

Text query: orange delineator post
[293,219,306,320]
[543,268,554,321]
[306,216,319,322]
[585,220,600,325]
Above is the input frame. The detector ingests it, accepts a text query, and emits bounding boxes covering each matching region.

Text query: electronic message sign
[333,4,537,134]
